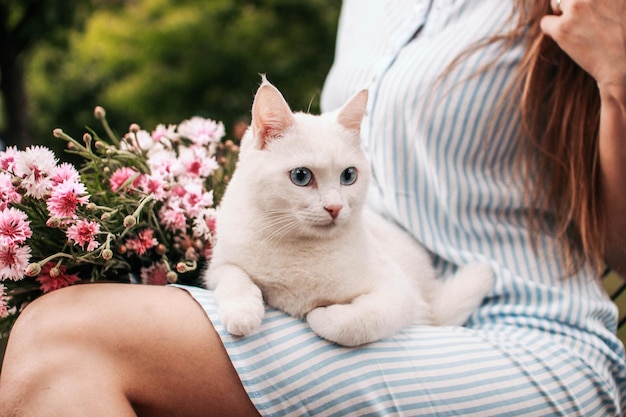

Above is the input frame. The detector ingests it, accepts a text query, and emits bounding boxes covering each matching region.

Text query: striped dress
[179,0,626,414]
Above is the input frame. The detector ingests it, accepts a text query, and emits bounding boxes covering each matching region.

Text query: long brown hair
[516,2,603,274]
[444,1,604,274]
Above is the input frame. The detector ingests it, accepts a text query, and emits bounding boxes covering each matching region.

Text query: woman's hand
[541,0,626,94]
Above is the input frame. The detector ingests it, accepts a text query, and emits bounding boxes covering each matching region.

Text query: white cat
[203,77,494,346]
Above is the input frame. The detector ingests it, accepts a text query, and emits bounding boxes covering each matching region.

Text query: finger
[550,0,564,15]
[540,15,561,39]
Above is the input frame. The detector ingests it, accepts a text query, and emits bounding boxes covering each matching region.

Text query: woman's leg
[0,283,259,417]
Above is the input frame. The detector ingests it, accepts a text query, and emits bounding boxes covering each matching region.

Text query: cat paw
[307,305,375,346]
[218,297,265,337]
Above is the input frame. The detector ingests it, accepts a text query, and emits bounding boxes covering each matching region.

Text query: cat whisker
[255,210,300,244]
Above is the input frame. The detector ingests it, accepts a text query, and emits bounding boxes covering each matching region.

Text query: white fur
[203,78,494,346]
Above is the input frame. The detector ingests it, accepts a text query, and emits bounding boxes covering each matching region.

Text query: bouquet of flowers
[0,106,238,334]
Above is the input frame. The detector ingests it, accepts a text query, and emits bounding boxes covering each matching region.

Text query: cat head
[237,77,369,240]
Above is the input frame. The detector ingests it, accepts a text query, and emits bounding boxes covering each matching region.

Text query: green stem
[36,252,76,266]
[100,117,120,146]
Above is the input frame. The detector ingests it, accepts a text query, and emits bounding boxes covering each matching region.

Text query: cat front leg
[208,264,265,337]
[306,280,417,346]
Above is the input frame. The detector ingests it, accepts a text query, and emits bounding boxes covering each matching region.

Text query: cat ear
[337,89,368,132]
[251,77,295,149]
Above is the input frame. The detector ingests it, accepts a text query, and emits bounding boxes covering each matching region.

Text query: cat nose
[324,204,343,219]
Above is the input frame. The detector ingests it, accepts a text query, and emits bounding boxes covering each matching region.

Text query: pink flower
[0,283,8,318]
[139,173,167,201]
[140,262,169,286]
[146,148,176,178]
[158,203,187,232]
[66,220,100,252]
[125,228,158,256]
[36,262,80,293]
[50,162,80,186]
[174,146,218,178]
[46,181,89,219]
[151,124,176,143]
[13,146,58,199]
[192,208,217,241]
[109,167,140,192]
[180,183,214,217]
[0,172,22,210]
[177,116,225,145]
[170,185,186,198]
[0,207,32,246]
[203,240,213,260]
[0,146,18,172]
[0,244,31,281]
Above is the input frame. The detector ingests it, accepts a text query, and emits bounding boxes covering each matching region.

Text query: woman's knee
[1,284,258,416]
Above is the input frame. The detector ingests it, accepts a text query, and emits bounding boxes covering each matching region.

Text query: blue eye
[290,167,313,186]
[340,167,358,185]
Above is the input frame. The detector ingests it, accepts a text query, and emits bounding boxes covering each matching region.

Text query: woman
[1,0,625,415]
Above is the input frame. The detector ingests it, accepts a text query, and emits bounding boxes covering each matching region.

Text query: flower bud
[185,247,198,262]
[167,271,178,283]
[83,133,92,143]
[46,217,62,228]
[25,263,41,277]
[101,248,113,260]
[129,123,140,133]
[123,215,136,228]
[49,267,60,278]
[94,106,106,120]
[52,128,64,138]
[86,203,97,211]
[177,260,197,273]
[156,243,167,255]
[177,262,195,273]
[101,212,112,221]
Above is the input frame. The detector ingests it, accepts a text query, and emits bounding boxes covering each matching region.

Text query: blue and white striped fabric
[178,0,626,415]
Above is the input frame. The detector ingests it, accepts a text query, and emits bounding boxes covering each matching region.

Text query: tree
[0,0,94,147]
[26,0,340,150]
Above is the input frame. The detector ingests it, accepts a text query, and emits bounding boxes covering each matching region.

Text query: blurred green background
[0,0,341,154]
[0,0,340,366]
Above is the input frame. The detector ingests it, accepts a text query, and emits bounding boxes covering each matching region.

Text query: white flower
[177,116,225,146]
[179,179,214,217]
[13,146,58,199]
[193,208,217,241]
[151,124,176,148]
[146,147,177,179]
[173,146,219,179]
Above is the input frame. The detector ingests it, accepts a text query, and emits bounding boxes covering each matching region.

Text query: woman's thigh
[0,283,259,417]
[2,282,623,416]
[181,286,624,417]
